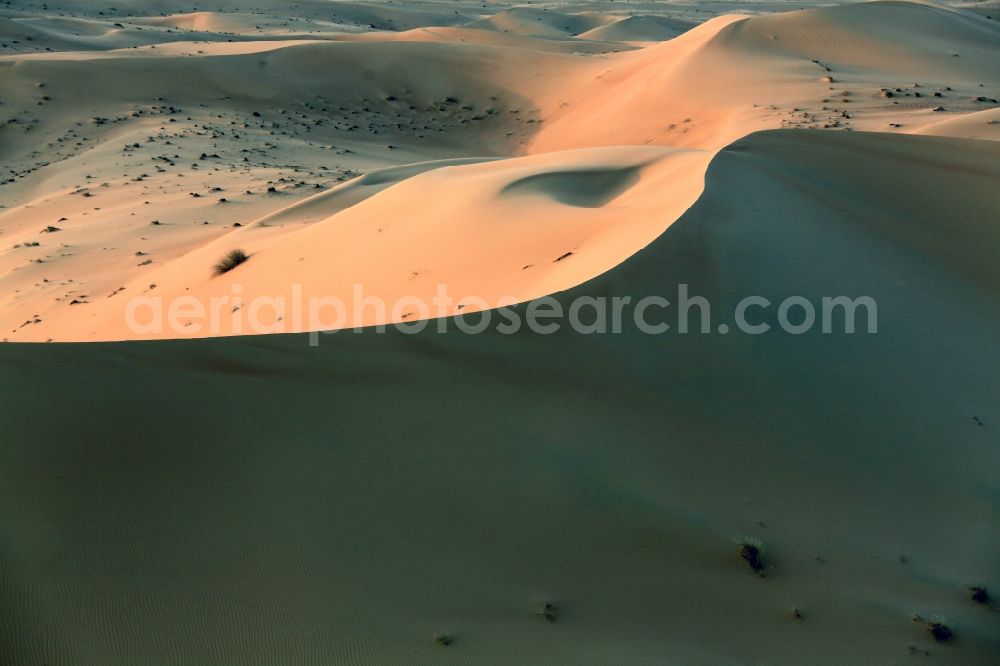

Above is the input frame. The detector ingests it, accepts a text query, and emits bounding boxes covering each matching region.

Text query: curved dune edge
[14,145,713,341]
[1,129,997,666]
[909,106,1000,140]
[577,15,697,43]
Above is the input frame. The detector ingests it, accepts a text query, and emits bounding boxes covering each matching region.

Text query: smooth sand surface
[1,1,999,664]
[2,130,999,665]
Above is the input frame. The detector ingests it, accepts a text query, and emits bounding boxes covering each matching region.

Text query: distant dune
[578,15,697,42]
[464,7,614,38]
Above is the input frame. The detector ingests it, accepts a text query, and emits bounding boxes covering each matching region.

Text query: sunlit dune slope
[15,146,712,340]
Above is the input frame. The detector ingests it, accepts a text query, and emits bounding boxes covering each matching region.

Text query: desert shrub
[913,615,953,642]
[213,248,249,275]
[735,537,766,573]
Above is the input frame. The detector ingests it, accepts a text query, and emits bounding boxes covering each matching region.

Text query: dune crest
[37,146,710,340]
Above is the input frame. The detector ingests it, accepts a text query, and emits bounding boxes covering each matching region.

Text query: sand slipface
[1,1,999,665]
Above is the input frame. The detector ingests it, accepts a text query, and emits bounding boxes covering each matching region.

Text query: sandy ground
[1,1,998,665]
[3,0,999,342]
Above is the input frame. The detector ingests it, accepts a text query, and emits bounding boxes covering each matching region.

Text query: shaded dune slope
[578,15,697,42]
[464,7,613,38]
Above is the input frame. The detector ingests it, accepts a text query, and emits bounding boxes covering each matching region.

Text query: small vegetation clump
[213,248,249,275]
[534,601,557,623]
[968,586,990,605]
[432,633,452,647]
[737,538,766,574]
[913,615,953,643]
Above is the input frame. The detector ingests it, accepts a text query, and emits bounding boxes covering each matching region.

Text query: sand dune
[369,26,634,54]
[578,15,698,42]
[130,12,275,34]
[1,1,999,664]
[911,106,1000,139]
[465,7,614,38]
[16,0,479,33]
[530,1,1000,152]
[49,146,710,340]
[1,130,998,665]
[5,1,997,342]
